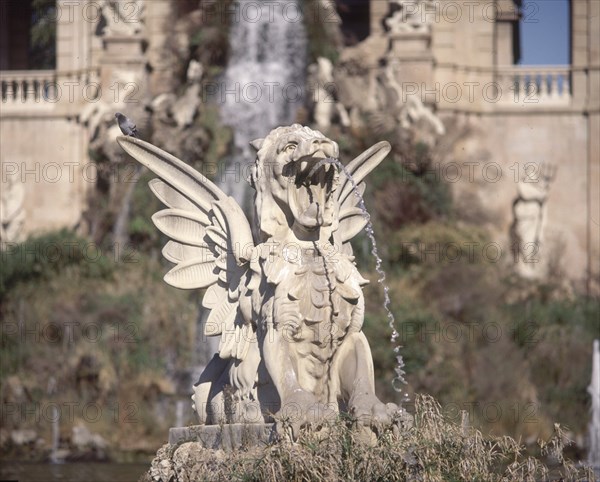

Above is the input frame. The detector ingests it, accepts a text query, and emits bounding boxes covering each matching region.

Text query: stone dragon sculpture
[118,124,406,437]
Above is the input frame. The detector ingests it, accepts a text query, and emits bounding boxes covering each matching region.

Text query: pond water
[0,462,149,482]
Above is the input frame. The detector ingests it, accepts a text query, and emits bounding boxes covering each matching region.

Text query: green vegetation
[30,0,57,69]
[0,230,113,301]
[196,104,234,168]
[0,231,198,458]
[302,0,342,64]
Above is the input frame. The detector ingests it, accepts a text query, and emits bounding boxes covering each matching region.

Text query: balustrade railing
[0,68,100,108]
[495,65,572,106]
[1,66,576,112]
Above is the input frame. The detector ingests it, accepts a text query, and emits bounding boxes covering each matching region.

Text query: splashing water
[316,158,409,398]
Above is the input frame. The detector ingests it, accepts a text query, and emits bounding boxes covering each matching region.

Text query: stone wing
[336,141,391,246]
[117,136,256,361]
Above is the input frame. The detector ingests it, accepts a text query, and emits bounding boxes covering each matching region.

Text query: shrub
[0,230,113,301]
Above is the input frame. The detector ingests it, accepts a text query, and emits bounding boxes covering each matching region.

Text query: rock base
[143,424,277,482]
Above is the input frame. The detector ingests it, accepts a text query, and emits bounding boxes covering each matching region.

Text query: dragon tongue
[296,185,310,212]
[289,172,329,228]
[303,202,319,218]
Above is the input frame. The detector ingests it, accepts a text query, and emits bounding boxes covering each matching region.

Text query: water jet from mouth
[327,158,409,399]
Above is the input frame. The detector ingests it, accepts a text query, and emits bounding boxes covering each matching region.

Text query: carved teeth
[290,156,339,228]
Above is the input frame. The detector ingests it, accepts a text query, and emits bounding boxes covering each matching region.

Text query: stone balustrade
[1,65,576,114]
[0,68,100,111]
[495,65,572,106]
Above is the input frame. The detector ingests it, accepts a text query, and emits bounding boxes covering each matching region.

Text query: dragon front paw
[350,395,412,435]
[275,390,337,440]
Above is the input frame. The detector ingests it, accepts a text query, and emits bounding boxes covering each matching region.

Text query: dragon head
[250,124,340,241]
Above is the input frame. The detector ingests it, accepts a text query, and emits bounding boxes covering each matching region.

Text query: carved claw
[275,390,337,441]
[349,395,412,435]
[351,399,394,425]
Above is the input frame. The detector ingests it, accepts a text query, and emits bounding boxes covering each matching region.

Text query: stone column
[571,0,589,111]
[387,31,433,88]
[384,1,436,108]
[143,0,175,96]
[56,0,95,73]
[587,0,600,295]
[589,340,600,469]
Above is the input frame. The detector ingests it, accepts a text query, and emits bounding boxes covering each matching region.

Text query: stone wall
[366,0,599,291]
[444,111,589,285]
[0,0,171,243]
[0,117,91,239]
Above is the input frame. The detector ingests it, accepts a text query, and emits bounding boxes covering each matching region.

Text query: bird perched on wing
[115,112,138,138]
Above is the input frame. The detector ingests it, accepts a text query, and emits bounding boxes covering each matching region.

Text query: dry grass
[142,395,595,482]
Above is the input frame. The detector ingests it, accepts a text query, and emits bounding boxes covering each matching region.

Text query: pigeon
[115,112,138,138]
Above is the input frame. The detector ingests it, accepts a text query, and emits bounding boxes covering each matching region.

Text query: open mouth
[288,154,339,228]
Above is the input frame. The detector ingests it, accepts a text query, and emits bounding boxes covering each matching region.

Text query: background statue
[510,162,557,278]
[99,0,144,36]
[0,174,25,243]
[385,0,437,34]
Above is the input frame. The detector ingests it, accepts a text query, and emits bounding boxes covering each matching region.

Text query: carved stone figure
[118,124,406,437]
[373,63,445,138]
[510,163,557,278]
[171,61,203,129]
[0,174,25,243]
[99,0,144,37]
[385,0,437,34]
[309,57,349,130]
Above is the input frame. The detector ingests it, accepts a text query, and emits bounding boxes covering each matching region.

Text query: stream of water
[323,159,409,399]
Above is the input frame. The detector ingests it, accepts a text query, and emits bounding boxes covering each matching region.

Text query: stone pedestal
[387,32,435,106]
[100,34,146,85]
[99,34,147,102]
[102,34,145,60]
[388,31,431,59]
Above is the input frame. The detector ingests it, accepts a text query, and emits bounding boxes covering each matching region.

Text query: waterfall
[219,0,307,207]
[47,376,62,463]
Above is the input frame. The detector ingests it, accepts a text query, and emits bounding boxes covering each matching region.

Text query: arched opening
[336,0,370,46]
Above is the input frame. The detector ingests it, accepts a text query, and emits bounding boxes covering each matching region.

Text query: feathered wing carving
[336,141,391,248]
[116,137,256,365]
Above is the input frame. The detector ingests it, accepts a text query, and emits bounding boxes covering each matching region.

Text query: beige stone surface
[168,424,275,450]
[447,112,589,285]
[0,117,92,238]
